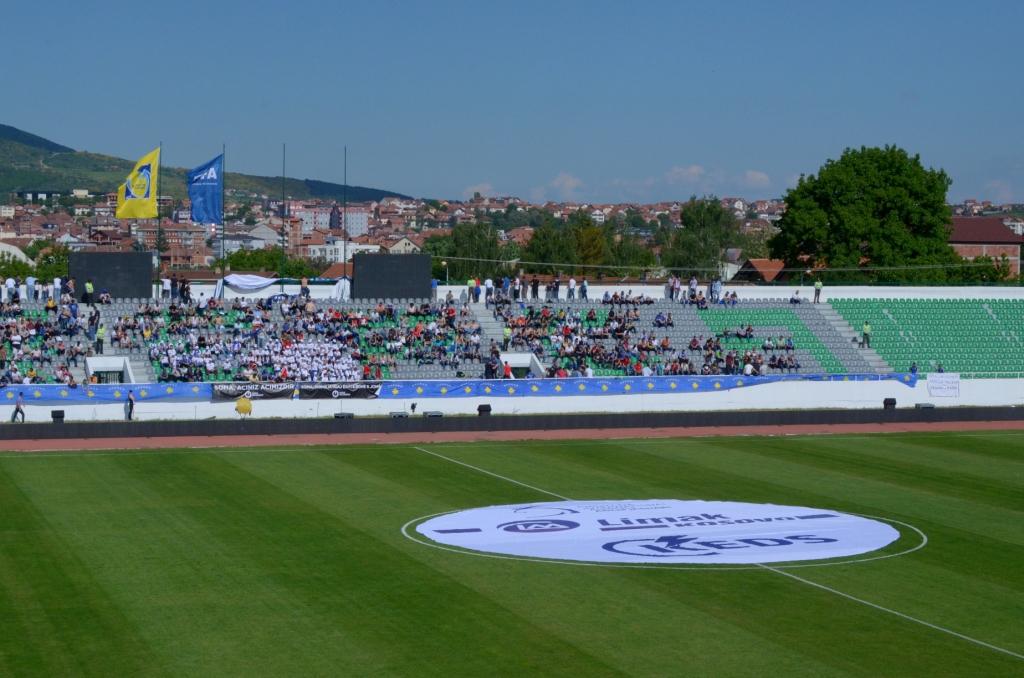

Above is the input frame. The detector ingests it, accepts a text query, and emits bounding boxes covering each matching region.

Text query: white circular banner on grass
[416,500,900,564]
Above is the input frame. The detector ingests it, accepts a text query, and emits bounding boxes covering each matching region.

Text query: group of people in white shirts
[150,335,362,383]
[2,276,71,303]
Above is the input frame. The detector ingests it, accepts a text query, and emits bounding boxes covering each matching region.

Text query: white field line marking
[409,445,1023,662]
[412,446,569,500]
[759,564,1024,661]
[401,511,926,573]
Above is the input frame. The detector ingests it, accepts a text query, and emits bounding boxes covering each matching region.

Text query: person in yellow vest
[235,395,252,417]
[94,324,106,355]
[83,279,95,305]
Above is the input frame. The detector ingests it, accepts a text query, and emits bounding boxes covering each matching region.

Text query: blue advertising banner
[375,373,917,399]
[1,383,213,405]
[0,374,916,405]
[188,154,223,225]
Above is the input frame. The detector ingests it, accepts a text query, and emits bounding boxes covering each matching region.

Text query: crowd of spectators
[136,295,484,382]
[149,337,364,383]
[494,300,802,379]
[0,287,107,385]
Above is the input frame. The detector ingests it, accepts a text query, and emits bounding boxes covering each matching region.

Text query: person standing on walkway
[814,278,823,303]
[94,324,106,355]
[862,320,872,348]
[126,390,135,421]
[11,392,25,423]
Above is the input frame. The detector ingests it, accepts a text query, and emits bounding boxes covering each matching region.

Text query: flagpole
[343,145,347,275]
[281,142,286,291]
[157,141,162,223]
[220,142,226,261]
[157,140,163,283]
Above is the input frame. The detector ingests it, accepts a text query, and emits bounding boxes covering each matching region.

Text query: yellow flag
[116,147,160,219]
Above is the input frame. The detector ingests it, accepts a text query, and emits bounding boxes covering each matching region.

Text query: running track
[4,419,1023,453]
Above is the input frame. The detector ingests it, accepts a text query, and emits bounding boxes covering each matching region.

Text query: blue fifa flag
[188,154,223,224]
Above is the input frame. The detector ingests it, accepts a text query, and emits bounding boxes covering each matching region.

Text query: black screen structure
[68,252,155,300]
[352,253,431,300]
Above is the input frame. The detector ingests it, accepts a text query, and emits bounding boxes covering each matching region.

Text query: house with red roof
[731,258,786,283]
[948,216,1023,274]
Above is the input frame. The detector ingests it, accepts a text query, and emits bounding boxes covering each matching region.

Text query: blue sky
[5,1,1022,203]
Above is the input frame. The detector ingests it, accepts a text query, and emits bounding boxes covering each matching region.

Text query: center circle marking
[411,500,907,566]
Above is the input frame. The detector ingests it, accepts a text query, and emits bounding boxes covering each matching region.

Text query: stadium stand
[103,295,486,383]
[831,297,1024,375]
[1,300,92,385]
[492,294,876,377]
[8,285,1023,386]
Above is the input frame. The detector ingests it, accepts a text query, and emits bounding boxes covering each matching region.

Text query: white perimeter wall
[170,282,1024,304]
[11,376,1023,423]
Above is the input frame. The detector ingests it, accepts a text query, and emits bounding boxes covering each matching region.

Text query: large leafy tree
[447,222,502,280]
[522,221,576,273]
[661,196,742,275]
[769,145,959,282]
[215,246,321,278]
[34,244,70,281]
[421,234,455,279]
[0,253,33,280]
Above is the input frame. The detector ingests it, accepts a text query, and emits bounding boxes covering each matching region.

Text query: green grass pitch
[0,431,1022,677]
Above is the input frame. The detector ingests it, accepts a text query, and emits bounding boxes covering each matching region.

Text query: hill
[0,124,410,202]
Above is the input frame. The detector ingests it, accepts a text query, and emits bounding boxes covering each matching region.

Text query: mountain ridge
[0,124,411,203]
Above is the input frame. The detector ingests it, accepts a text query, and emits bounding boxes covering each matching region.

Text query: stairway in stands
[813,302,890,374]
[471,302,507,350]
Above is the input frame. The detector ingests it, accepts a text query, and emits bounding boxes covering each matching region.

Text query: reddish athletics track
[3,420,1022,453]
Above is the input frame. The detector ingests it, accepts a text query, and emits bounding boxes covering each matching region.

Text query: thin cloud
[984,179,1014,203]
[462,182,494,199]
[665,164,706,185]
[741,170,771,189]
[550,172,583,201]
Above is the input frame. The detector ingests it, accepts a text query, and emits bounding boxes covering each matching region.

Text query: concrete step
[814,301,890,374]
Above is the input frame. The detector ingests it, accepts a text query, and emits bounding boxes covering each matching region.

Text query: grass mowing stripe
[412,446,570,500]
[123,451,623,676]
[761,565,1024,661]
[618,436,1024,546]
[0,463,162,677]
[410,444,1024,664]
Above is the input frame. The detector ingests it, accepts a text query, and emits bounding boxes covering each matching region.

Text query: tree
[34,244,69,282]
[21,240,50,261]
[522,221,575,273]
[154,225,168,254]
[955,255,1013,283]
[607,232,655,277]
[0,253,32,281]
[422,234,456,278]
[572,224,609,269]
[661,196,743,275]
[449,222,502,279]
[768,145,959,283]
[500,241,522,265]
[213,246,323,278]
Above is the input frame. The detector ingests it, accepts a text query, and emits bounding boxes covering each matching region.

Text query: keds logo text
[603,534,838,557]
